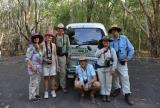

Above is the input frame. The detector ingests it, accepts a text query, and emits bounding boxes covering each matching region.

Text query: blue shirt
[76,64,96,83]
[110,35,134,61]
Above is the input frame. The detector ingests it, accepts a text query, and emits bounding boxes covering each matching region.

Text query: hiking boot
[111,88,121,97]
[35,95,41,100]
[30,98,39,103]
[106,95,111,102]
[102,95,106,102]
[80,95,85,102]
[90,95,96,104]
[125,94,134,105]
[62,88,68,93]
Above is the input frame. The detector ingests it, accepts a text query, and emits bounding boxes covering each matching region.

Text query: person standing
[109,25,135,105]
[55,23,70,93]
[26,33,43,102]
[42,32,59,99]
[95,36,117,102]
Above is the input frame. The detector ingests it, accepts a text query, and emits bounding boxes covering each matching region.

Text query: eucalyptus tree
[121,0,160,57]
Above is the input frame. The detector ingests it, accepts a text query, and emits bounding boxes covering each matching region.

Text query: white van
[66,23,108,78]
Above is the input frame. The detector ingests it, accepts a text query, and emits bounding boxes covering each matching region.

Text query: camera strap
[55,34,65,47]
[113,36,120,59]
[103,47,112,60]
[45,41,52,59]
[81,65,88,83]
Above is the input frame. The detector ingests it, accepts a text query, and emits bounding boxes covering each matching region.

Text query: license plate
[67,74,74,78]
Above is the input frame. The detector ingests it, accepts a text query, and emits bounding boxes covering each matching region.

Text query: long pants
[57,55,67,89]
[97,68,112,95]
[112,63,131,95]
[29,73,41,100]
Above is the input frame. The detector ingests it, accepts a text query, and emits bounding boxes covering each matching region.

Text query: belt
[95,64,110,69]
[58,54,66,56]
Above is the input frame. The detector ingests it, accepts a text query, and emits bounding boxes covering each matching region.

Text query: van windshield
[70,28,102,45]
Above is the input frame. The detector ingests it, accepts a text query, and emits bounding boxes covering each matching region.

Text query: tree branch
[120,1,148,36]
[138,0,152,26]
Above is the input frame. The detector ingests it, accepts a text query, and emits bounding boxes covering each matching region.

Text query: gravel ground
[0,56,160,108]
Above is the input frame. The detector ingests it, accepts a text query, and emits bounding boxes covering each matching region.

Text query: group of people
[26,23,70,102]
[25,24,134,105]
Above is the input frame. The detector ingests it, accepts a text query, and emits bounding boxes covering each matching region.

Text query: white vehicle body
[66,23,107,78]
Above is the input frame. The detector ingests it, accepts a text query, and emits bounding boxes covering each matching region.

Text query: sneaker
[35,95,41,100]
[51,90,56,98]
[44,91,49,99]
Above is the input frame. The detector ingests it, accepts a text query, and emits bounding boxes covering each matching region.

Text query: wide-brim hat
[45,32,54,37]
[31,33,44,44]
[55,23,66,30]
[108,24,122,34]
[79,55,87,61]
[100,36,113,42]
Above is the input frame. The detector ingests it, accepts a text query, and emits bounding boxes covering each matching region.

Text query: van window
[71,28,102,45]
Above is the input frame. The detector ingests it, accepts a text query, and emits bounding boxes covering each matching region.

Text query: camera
[83,80,88,85]
[104,57,113,67]
[120,60,126,65]
[57,47,63,56]
[46,57,52,65]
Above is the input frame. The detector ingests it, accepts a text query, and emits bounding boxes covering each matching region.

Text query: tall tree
[121,0,160,57]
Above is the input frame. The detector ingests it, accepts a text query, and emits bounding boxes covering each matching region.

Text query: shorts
[43,64,56,76]
[74,80,100,91]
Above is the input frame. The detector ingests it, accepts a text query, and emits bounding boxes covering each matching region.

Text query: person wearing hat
[109,25,134,105]
[25,33,44,102]
[42,32,59,99]
[74,55,100,103]
[55,23,70,93]
[95,36,117,102]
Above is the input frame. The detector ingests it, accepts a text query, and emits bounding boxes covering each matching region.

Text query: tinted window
[70,28,102,45]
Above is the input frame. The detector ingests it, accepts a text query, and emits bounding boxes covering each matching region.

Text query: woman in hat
[95,36,117,102]
[25,33,44,102]
[42,32,59,99]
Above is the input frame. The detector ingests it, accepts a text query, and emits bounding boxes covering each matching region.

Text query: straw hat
[108,24,122,34]
[79,55,87,61]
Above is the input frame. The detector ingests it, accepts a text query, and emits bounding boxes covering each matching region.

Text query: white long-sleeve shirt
[95,47,117,71]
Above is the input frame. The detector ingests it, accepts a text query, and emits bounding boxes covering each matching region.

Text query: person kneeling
[74,56,100,103]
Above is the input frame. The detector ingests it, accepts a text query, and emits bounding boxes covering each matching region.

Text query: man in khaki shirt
[55,23,70,93]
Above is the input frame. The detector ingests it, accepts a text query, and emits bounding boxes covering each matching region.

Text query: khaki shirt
[55,34,70,54]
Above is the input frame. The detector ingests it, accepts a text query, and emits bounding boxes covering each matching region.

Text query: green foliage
[0,0,157,56]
